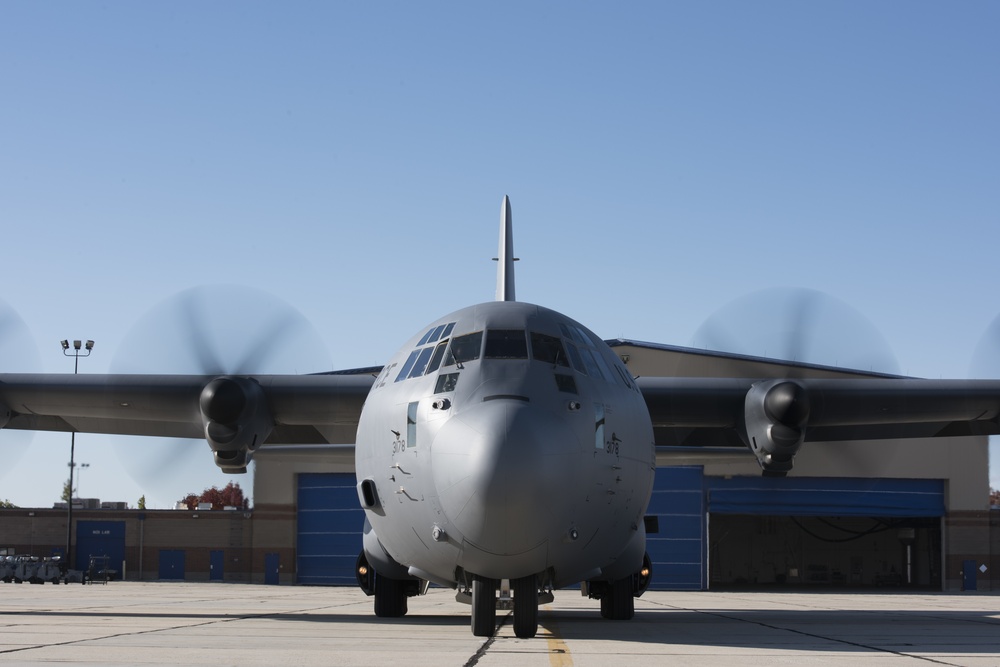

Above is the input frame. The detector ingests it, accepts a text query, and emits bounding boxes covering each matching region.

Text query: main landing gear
[599,576,634,620]
[374,574,409,617]
[586,552,653,622]
[356,552,423,619]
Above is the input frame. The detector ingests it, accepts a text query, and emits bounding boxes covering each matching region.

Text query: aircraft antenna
[495,195,517,302]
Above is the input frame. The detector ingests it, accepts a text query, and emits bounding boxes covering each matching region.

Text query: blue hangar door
[706,476,945,587]
[296,473,366,585]
[645,466,706,591]
[643,469,946,591]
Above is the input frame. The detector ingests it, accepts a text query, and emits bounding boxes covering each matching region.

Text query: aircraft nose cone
[432,400,575,557]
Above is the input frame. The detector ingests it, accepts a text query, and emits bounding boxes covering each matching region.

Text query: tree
[137,495,146,510]
[0,499,18,509]
[61,479,73,503]
[180,482,247,510]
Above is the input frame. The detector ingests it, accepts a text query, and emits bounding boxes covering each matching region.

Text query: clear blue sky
[1,2,998,508]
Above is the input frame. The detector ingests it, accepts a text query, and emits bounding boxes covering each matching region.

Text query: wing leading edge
[638,377,1000,474]
[0,372,374,472]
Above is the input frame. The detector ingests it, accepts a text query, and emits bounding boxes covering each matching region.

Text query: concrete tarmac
[1,582,999,666]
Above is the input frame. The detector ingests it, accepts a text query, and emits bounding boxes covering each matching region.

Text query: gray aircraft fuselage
[355,299,656,590]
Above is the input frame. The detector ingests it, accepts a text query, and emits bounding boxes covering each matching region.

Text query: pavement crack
[691,608,965,666]
[0,608,290,656]
[463,610,511,667]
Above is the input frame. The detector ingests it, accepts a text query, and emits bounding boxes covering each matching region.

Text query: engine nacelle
[742,379,810,475]
[199,377,274,474]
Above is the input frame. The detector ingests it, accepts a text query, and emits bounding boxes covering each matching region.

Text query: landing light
[358,565,369,576]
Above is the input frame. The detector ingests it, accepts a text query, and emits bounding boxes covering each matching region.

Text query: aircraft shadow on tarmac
[531,606,1000,654]
[9,605,1000,653]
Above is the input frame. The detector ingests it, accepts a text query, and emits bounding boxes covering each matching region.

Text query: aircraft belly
[458,539,548,581]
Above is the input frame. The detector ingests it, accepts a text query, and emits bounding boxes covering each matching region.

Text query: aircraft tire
[373,575,408,618]
[599,577,634,620]
[471,576,497,637]
[512,574,538,639]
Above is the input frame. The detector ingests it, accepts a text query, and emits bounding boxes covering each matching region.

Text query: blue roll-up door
[707,477,945,517]
[643,470,945,592]
[75,521,125,574]
[646,466,705,591]
[296,472,366,585]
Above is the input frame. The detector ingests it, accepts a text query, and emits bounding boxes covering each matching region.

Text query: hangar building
[1,341,997,591]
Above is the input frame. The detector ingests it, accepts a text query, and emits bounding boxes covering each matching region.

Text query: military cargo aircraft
[2,197,1000,639]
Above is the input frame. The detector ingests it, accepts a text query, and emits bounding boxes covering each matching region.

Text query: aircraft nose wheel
[471,575,498,637]
[512,574,538,639]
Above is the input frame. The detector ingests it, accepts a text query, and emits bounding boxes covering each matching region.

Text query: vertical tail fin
[495,195,516,302]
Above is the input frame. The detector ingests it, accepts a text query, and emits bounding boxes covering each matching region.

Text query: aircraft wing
[637,377,1000,474]
[0,373,375,472]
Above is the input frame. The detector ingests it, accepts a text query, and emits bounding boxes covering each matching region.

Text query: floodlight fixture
[60,337,95,572]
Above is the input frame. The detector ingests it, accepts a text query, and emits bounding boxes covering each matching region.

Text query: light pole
[62,339,93,572]
[76,462,90,499]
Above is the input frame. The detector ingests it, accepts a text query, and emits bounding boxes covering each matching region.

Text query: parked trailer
[13,556,39,583]
[35,558,62,584]
[2,556,64,584]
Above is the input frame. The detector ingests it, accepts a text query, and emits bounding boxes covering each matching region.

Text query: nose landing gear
[512,574,538,639]
[467,573,547,638]
[471,575,498,636]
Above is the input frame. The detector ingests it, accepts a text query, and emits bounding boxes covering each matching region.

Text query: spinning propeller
[109,285,332,507]
[690,287,900,375]
[970,315,1000,380]
[0,300,40,481]
[689,288,902,476]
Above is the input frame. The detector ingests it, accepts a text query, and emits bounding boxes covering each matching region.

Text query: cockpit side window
[395,350,421,382]
[613,363,636,390]
[407,346,436,379]
[565,342,587,375]
[425,339,449,375]
[559,322,589,346]
[530,332,569,367]
[484,329,528,359]
[444,331,483,366]
[425,324,447,344]
[579,347,604,378]
[435,372,459,393]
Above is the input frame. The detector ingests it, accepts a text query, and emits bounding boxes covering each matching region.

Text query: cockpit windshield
[483,329,528,359]
[531,332,569,366]
[444,331,483,366]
